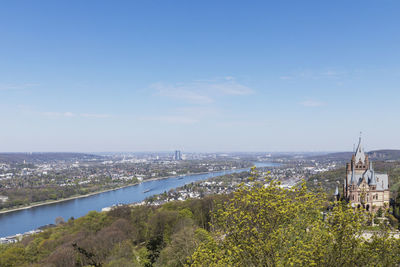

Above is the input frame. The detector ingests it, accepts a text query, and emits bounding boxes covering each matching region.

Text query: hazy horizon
[1,1,400,152]
[0,149,395,154]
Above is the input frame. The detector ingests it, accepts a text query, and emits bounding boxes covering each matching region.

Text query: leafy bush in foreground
[191,177,400,266]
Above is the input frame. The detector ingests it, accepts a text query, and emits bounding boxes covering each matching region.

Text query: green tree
[190,175,400,267]
[0,246,27,267]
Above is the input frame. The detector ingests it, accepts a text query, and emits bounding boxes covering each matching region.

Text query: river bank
[0,167,252,215]
[0,162,276,237]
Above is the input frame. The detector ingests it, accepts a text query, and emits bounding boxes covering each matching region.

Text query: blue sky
[1,1,400,152]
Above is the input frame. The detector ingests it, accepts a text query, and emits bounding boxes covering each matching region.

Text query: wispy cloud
[152,82,214,104]
[140,115,198,124]
[210,82,253,95]
[80,113,112,118]
[139,107,220,125]
[16,105,113,119]
[146,77,253,125]
[299,100,325,107]
[42,112,75,117]
[0,83,40,91]
[216,120,269,127]
[176,106,220,117]
[41,112,111,118]
[280,70,346,80]
[151,77,254,104]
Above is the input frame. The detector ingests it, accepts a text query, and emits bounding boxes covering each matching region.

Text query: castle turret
[369,161,377,190]
[345,136,390,213]
[350,168,356,185]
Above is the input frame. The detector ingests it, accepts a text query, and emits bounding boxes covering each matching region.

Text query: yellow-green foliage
[0,195,226,267]
[191,173,400,267]
[1,168,400,267]
[0,245,27,267]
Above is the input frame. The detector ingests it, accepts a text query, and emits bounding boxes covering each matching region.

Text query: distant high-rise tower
[174,150,182,161]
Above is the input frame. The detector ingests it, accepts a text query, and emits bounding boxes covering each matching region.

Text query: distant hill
[307,152,353,162]
[0,152,103,164]
[307,150,400,162]
[368,150,400,161]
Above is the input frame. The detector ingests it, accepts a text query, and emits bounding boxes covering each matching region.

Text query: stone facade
[343,138,390,212]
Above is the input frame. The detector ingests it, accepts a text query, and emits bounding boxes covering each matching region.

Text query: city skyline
[1,1,400,152]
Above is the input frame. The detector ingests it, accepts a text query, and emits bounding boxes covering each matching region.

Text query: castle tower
[344,136,390,212]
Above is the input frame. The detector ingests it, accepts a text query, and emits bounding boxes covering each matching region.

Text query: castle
[343,137,390,212]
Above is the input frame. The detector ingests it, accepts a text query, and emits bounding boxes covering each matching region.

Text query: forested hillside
[1,176,400,267]
[306,167,345,195]
[307,150,400,164]
[0,195,225,267]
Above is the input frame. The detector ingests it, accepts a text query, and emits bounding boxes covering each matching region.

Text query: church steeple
[352,133,369,170]
[355,134,366,164]
[345,135,390,212]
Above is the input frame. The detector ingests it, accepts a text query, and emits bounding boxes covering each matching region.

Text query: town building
[174,150,182,161]
[343,137,390,212]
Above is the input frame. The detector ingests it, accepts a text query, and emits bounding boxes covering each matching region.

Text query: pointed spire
[356,132,362,152]
[354,133,366,164]
[369,162,377,185]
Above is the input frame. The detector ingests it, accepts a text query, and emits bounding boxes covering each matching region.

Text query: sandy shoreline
[0,168,250,215]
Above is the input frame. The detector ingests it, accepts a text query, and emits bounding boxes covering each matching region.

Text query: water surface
[0,162,277,237]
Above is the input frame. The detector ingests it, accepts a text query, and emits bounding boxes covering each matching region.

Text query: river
[0,162,277,237]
